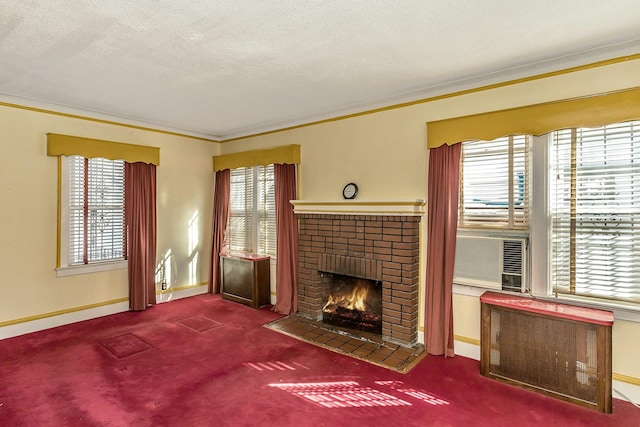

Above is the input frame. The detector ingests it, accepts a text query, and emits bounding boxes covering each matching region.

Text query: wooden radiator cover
[480,291,613,413]
[221,253,270,309]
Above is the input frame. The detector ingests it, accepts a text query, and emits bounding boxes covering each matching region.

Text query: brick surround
[296,213,421,346]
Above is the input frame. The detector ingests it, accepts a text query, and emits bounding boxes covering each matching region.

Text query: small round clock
[342,182,358,199]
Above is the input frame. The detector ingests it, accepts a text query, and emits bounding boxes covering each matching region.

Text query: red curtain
[272,163,299,315]
[424,143,461,357]
[125,162,157,311]
[208,169,230,294]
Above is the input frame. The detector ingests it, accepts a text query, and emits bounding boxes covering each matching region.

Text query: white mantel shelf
[290,199,426,216]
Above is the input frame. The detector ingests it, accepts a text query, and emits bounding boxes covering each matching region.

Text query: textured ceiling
[2,1,640,141]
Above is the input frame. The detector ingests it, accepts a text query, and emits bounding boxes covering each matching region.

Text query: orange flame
[323,282,370,312]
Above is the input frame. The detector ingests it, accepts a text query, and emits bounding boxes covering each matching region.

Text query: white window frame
[56,155,127,277]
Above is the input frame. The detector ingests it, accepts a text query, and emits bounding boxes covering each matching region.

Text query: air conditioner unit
[453,235,528,292]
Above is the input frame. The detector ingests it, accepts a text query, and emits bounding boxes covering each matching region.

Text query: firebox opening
[322,274,382,334]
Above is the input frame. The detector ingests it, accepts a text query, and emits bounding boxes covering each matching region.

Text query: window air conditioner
[453,235,528,292]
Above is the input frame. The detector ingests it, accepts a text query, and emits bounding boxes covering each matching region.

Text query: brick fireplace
[293,201,425,347]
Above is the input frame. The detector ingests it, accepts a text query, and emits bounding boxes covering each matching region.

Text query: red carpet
[0,294,638,426]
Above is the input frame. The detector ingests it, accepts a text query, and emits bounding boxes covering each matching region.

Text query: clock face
[343,183,358,199]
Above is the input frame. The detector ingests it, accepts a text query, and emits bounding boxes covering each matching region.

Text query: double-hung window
[550,120,640,304]
[226,165,276,256]
[58,155,126,275]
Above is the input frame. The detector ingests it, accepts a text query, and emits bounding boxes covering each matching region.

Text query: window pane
[227,167,253,253]
[67,156,124,265]
[87,158,124,262]
[226,165,277,257]
[257,165,276,256]
[460,135,529,228]
[68,156,86,264]
[551,121,640,303]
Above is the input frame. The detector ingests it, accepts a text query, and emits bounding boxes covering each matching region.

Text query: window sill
[56,260,128,277]
[531,293,640,323]
[453,284,640,323]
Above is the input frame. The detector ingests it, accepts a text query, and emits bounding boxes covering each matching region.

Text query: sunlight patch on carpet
[375,381,450,406]
[176,315,223,332]
[101,333,153,358]
[244,361,302,372]
[268,381,412,408]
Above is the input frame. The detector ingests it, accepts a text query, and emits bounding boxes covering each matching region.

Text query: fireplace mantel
[290,199,426,216]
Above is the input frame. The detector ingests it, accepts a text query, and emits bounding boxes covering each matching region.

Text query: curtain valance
[213,144,300,172]
[47,133,160,165]
[426,86,640,148]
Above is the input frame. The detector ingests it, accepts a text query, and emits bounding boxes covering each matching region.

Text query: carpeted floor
[1,294,638,426]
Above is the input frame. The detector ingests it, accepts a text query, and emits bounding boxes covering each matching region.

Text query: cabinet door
[222,258,253,300]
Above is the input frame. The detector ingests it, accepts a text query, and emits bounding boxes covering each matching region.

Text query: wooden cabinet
[221,253,271,309]
[480,291,613,413]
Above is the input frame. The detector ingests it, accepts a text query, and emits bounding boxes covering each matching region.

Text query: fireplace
[322,274,382,333]
[292,200,424,347]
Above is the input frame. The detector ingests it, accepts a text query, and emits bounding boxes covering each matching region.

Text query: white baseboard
[453,339,481,360]
[454,339,640,407]
[0,301,130,340]
[0,285,208,340]
[612,380,640,407]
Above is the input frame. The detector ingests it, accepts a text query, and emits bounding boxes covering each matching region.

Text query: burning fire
[323,282,370,312]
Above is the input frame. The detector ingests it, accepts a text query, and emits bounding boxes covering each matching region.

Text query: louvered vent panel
[502,240,523,274]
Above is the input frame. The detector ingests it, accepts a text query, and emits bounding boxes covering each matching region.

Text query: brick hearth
[296,213,421,346]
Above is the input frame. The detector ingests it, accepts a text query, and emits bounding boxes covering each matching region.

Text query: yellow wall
[0,105,220,322]
[222,58,640,381]
[613,320,640,379]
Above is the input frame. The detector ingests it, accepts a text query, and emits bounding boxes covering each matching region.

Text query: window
[459,135,529,229]
[459,120,640,307]
[59,155,126,274]
[550,121,640,304]
[227,165,276,256]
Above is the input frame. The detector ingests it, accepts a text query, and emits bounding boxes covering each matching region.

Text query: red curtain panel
[209,169,230,294]
[125,162,157,311]
[425,143,461,357]
[272,163,299,315]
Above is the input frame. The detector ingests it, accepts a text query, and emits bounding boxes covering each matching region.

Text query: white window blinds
[68,156,125,264]
[459,135,529,229]
[551,120,640,303]
[227,165,276,256]
[257,165,276,256]
[228,167,252,253]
